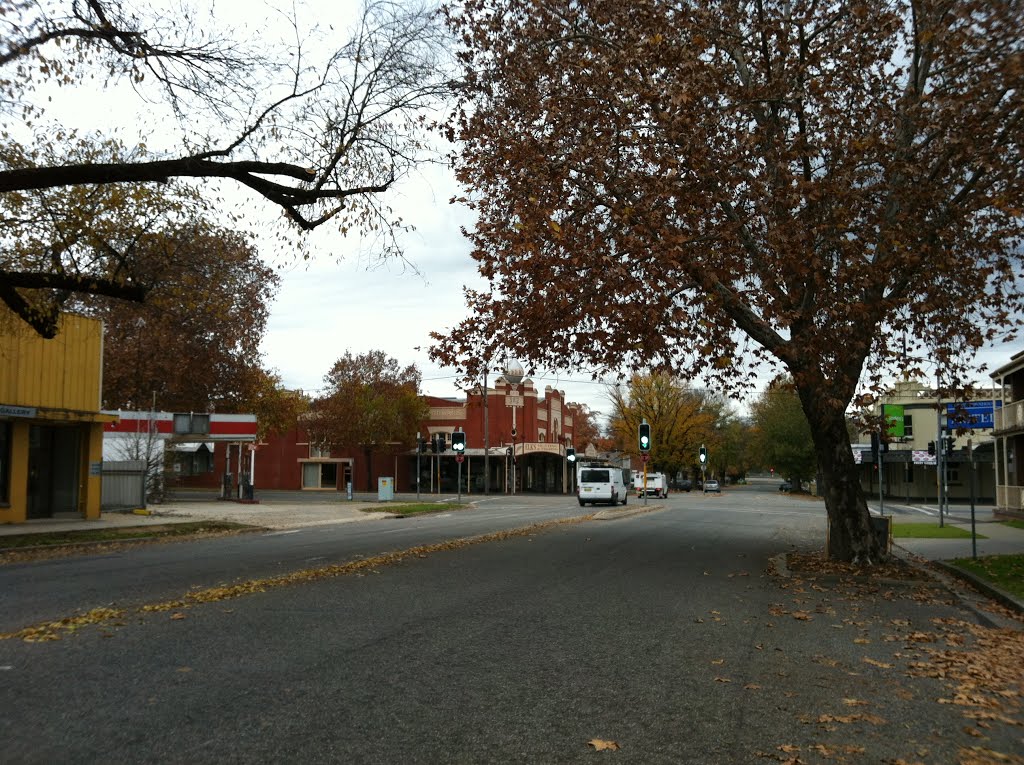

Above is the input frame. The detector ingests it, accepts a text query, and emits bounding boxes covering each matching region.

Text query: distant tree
[750,379,817,490]
[238,370,310,442]
[433,0,1024,561]
[0,0,451,336]
[84,222,280,414]
[714,415,755,484]
[308,351,428,490]
[571,403,602,449]
[607,373,721,480]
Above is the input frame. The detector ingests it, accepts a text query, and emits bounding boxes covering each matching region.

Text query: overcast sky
[258,160,635,422]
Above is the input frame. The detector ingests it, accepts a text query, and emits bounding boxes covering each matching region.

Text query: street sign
[641,454,650,462]
[456,454,464,464]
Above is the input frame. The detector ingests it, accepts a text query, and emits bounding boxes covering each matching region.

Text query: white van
[577,466,629,506]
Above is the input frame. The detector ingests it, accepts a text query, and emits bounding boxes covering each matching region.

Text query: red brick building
[256,375,586,494]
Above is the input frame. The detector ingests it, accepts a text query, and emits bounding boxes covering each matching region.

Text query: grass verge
[891,523,987,540]
[0,521,257,550]
[950,554,1024,599]
[361,502,469,516]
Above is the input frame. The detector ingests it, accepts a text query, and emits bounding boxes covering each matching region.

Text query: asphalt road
[1,483,1020,763]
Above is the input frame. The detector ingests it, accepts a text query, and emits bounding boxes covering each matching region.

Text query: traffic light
[698,446,707,464]
[452,431,466,453]
[418,437,428,454]
[870,432,879,461]
[566,447,576,463]
[437,433,447,453]
[928,441,936,456]
[946,436,954,455]
[638,422,651,453]
[430,435,438,453]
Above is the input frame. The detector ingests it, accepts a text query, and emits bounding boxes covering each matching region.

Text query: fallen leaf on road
[842,698,869,707]
[170,613,186,620]
[817,713,886,725]
[959,746,1024,764]
[862,657,892,668]
[711,659,725,665]
[714,677,732,683]
[587,739,620,751]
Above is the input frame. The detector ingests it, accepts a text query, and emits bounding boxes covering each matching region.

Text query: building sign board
[0,404,37,418]
[520,443,562,455]
[883,404,905,438]
[945,400,1002,430]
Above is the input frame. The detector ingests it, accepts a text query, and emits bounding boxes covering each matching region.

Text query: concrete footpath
[0,494,446,536]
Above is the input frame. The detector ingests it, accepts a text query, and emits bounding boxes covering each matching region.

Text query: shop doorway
[27,425,82,518]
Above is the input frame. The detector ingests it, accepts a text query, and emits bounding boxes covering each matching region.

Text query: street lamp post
[504,361,525,495]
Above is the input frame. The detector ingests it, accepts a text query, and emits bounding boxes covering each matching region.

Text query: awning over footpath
[171,442,215,453]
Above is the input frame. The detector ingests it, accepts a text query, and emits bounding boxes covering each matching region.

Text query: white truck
[634,471,668,499]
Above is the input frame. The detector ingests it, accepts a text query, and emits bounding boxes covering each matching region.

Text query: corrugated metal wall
[0,312,103,411]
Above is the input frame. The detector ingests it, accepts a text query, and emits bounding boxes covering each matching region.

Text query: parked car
[779,481,792,492]
[671,478,692,492]
[704,479,721,493]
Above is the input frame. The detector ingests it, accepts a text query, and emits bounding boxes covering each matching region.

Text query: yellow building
[0,310,114,523]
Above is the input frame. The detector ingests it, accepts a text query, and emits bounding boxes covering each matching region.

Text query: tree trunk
[797,387,884,563]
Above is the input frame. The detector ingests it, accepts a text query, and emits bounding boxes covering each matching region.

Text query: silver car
[704,479,721,493]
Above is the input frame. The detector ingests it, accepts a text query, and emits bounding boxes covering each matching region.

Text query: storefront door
[27,425,81,518]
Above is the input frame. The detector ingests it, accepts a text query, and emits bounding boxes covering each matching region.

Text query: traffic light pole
[416,431,421,501]
[877,428,884,517]
[937,408,945,528]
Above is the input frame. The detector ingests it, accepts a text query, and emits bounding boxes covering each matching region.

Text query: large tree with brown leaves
[307,350,428,491]
[85,222,280,415]
[431,0,1024,561]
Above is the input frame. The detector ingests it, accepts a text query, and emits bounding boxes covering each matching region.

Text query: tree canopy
[431,0,1024,561]
[308,350,427,449]
[84,220,279,413]
[1,0,451,336]
[607,373,722,480]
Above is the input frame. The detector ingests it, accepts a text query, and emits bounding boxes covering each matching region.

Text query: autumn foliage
[433,0,1024,561]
